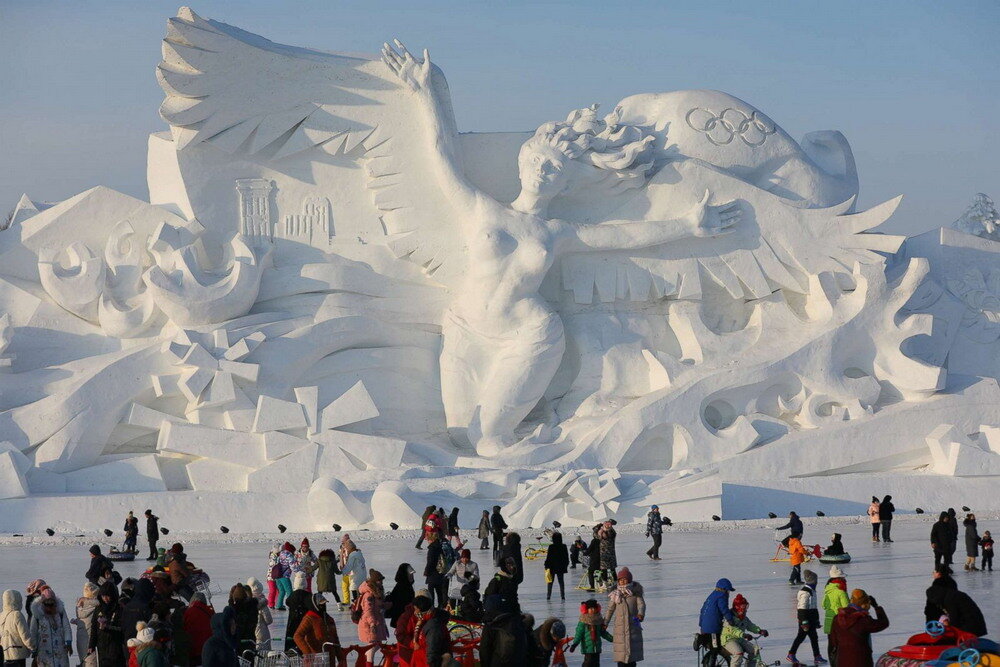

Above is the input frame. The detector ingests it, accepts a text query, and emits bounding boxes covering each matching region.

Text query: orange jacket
[293,611,340,655]
[789,538,807,566]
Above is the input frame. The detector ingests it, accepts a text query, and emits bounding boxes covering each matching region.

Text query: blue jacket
[699,589,735,634]
[646,512,664,536]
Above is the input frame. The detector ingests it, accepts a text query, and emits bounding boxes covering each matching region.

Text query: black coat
[878,499,895,522]
[965,520,980,557]
[386,565,414,628]
[930,519,951,551]
[924,575,958,622]
[777,515,804,537]
[228,599,257,654]
[283,590,312,649]
[483,572,520,616]
[425,540,444,585]
[926,586,987,636]
[479,612,528,667]
[947,512,959,543]
[90,598,126,667]
[146,515,159,539]
[586,538,600,568]
[499,539,524,584]
[542,540,569,575]
[87,555,114,584]
[420,609,451,667]
[490,511,507,537]
[202,614,238,667]
[121,579,154,642]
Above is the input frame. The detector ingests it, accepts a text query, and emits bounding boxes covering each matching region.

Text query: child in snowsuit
[721,594,768,667]
[981,531,994,571]
[569,599,613,667]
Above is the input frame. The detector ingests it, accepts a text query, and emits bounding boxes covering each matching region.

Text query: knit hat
[282,542,295,552]
[803,570,817,585]
[300,537,310,548]
[829,565,844,578]
[850,589,869,606]
[616,567,633,583]
[136,627,155,644]
[732,593,749,611]
[89,545,101,556]
[550,619,567,639]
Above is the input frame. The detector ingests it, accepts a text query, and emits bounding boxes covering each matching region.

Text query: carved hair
[523,104,658,194]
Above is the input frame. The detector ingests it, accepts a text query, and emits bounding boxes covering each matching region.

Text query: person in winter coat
[87,582,123,667]
[136,628,170,667]
[490,506,508,565]
[569,599,613,666]
[86,547,115,587]
[341,541,367,605]
[543,532,569,601]
[225,585,257,659]
[776,512,804,540]
[144,510,159,562]
[445,550,479,609]
[604,567,644,665]
[264,543,281,609]
[423,532,448,609]
[408,599,451,667]
[878,495,895,542]
[72,583,99,667]
[121,580,154,645]
[385,564,415,630]
[530,618,566,667]
[698,578,735,650]
[822,566,849,653]
[924,564,958,621]
[925,583,988,636]
[478,595,527,667]
[720,594,767,667]
[245,579,272,654]
[314,550,340,603]
[295,540,318,592]
[597,522,617,583]
[824,534,845,557]
[477,510,490,550]
[570,536,586,570]
[394,590,427,667]
[484,557,521,616]
[499,532,524,585]
[446,508,460,539]
[867,497,880,542]
[292,595,341,657]
[931,512,952,569]
[787,536,807,585]
[981,530,994,571]
[787,569,824,666]
[828,589,888,667]
[356,571,389,665]
[586,532,602,592]
[123,512,139,554]
[283,574,311,651]
[964,514,980,571]
[414,506,435,550]
[644,506,667,560]
[25,581,51,624]
[200,614,237,667]
[182,593,213,667]
[947,508,959,565]
[2,590,34,667]
[29,594,73,667]
[274,543,296,611]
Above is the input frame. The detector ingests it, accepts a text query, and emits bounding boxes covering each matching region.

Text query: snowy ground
[1,518,996,664]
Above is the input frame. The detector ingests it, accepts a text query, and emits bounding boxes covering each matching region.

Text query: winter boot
[786,654,800,665]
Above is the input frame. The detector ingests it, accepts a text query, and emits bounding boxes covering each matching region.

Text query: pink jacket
[356,581,389,644]
[868,502,880,524]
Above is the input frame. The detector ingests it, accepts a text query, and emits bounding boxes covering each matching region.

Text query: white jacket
[445,561,480,599]
[29,598,72,667]
[796,585,818,611]
[1,590,34,661]
[343,551,367,590]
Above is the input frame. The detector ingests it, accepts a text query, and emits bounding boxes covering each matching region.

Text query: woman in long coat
[964,514,981,571]
[29,595,72,667]
[605,567,645,664]
[356,571,389,665]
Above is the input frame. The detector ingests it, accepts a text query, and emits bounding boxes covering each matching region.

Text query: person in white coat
[342,544,368,605]
[29,594,72,667]
[445,550,480,609]
[71,584,99,667]
[245,578,273,653]
[1,590,35,667]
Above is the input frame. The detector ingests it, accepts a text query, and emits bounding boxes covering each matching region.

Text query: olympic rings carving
[685,107,777,147]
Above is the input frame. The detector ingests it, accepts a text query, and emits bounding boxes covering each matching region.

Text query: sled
[108,548,135,562]
[818,553,852,564]
[876,622,1000,666]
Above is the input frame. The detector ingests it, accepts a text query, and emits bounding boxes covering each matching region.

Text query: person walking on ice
[787,569,826,665]
[644,505,667,560]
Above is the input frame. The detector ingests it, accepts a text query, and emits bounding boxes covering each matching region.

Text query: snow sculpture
[1,7,1000,531]
[951,193,1000,240]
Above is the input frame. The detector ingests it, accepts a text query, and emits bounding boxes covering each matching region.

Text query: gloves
[760,629,769,637]
[868,597,878,607]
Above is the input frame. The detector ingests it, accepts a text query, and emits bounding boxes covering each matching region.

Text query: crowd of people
[0,501,994,667]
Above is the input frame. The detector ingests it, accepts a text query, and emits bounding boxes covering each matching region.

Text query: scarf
[610,584,633,604]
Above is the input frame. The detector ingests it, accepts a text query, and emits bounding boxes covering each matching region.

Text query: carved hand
[686,189,742,237]
[381,39,432,93]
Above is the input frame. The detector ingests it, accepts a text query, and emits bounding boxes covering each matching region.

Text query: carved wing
[555,159,904,304]
[158,9,468,285]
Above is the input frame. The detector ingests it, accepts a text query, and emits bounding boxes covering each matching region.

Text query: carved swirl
[685,107,776,147]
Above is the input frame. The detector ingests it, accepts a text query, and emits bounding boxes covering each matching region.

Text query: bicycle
[694,633,779,666]
[447,618,482,643]
[524,525,555,560]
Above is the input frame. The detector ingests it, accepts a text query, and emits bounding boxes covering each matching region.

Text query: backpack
[270,563,283,580]
[437,541,457,574]
[350,592,364,624]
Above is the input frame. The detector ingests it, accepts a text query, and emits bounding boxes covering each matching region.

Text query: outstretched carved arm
[381,40,480,210]
[555,190,742,252]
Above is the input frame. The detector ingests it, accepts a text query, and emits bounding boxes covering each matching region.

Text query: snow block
[294,386,319,435]
[252,395,308,433]
[370,480,423,529]
[247,444,317,492]
[0,450,29,499]
[157,421,265,467]
[187,458,248,491]
[320,381,379,430]
[64,455,166,493]
[264,431,312,460]
[307,475,373,527]
[312,431,407,470]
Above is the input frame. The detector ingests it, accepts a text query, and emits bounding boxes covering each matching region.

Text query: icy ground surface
[1,519,996,663]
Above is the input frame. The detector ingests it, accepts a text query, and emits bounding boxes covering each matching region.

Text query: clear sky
[1,1,997,235]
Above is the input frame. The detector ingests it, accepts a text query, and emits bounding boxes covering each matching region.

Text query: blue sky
[1,1,997,235]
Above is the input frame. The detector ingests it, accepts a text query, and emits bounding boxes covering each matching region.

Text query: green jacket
[572,613,613,655]
[721,614,762,646]
[822,580,849,634]
[137,644,170,667]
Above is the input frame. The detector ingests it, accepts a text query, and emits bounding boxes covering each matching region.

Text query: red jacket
[182,600,214,663]
[395,604,416,666]
[829,604,890,667]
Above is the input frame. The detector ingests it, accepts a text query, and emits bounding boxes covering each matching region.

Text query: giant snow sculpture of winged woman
[158,10,902,457]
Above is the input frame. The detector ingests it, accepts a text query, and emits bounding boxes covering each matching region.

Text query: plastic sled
[818,553,852,564]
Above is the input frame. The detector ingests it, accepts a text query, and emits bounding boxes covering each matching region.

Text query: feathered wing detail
[157,8,468,286]
[557,160,904,304]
